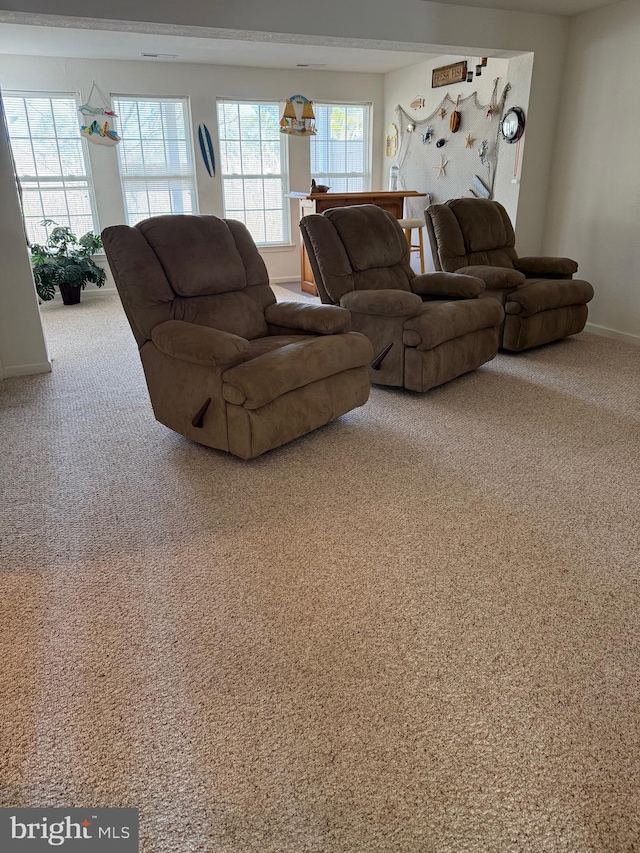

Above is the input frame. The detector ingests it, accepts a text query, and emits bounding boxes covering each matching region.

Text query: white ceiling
[0,23,439,73]
[5,0,601,74]
[425,0,618,15]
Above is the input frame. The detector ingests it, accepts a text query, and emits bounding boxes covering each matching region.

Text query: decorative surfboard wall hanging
[198,123,216,176]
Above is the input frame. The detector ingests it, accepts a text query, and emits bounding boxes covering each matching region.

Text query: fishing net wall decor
[396,79,510,218]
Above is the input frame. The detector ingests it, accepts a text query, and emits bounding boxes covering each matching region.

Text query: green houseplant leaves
[30,220,106,303]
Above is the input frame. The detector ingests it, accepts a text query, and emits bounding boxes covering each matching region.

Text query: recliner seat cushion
[456,266,525,289]
[340,289,423,317]
[411,271,485,298]
[151,320,249,367]
[265,301,351,334]
[248,334,315,359]
[138,215,247,296]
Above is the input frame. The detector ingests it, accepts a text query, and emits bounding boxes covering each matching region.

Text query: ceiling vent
[296,63,327,68]
[140,53,178,59]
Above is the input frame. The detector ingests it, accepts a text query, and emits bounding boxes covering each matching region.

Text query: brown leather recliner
[300,204,504,392]
[102,214,373,459]
[425,198,594,351]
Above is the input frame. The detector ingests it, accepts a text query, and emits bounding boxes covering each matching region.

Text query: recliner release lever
[371,343,393,370]
[192,397,212,428]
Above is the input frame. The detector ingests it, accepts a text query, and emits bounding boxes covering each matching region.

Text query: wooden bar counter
[294,190,427,295]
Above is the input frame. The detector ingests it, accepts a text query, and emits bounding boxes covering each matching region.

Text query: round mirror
[501,107,525,144]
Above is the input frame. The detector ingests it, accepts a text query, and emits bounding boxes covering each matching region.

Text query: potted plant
[29,220,106,305]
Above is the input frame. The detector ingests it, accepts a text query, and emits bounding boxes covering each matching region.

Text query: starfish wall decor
[435,154,449,178]
[439,107,447,120]
[465,133,475,149]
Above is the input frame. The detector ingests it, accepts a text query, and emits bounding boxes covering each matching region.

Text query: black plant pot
[59,282,81,305]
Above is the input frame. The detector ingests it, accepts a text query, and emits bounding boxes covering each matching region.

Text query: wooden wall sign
[432,61,468,88]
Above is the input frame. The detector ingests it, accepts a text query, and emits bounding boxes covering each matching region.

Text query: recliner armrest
[505,279,594,317]
[403,298,504,350]
[455,265,526,290]
[340,289,423,317]
[222,333,373,409]
[410,272,484,299]
[265,301,350,334]
[151,320,250,367]
[514,256,579,278]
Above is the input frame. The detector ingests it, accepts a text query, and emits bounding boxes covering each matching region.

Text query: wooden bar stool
[397,217,425,273]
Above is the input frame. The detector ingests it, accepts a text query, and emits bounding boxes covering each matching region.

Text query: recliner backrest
[300,205,415,304]
[426,198,518,272]
[102,214,276,346]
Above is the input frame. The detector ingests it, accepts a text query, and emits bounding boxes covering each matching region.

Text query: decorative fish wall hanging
[78,81,120,146]
[409,96,426,109]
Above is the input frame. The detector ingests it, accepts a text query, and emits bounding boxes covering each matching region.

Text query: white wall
[0,91,50,378]
[493,52,533,227]
[0,54,385,285]
[544,0,640,343]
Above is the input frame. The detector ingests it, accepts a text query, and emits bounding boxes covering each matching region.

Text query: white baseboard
[585,323,640,346]
[85,281,304,291]
[3,360,52,378]
[81,286,118,297]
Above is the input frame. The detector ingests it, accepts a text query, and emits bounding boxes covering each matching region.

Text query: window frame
[3,89,100,243]
[216,98,291,247]
[112,93,199,226]
[310,101,372,193]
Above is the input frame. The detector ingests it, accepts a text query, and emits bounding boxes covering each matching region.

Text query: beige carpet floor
[1,289,639,852]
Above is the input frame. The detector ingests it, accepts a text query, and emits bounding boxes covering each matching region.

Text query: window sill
[258,243,296,253]
[96,245,296,258]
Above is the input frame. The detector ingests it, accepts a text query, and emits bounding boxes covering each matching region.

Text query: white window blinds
[217,101,289,245]
[3,91,99,244]
[311,103,371,193]
[113,95,198,225]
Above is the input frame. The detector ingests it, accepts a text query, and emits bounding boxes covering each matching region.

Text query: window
[3,91,98,244]
[311,103,371,193]
[217,101,289,245]
[113,95,197,225]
